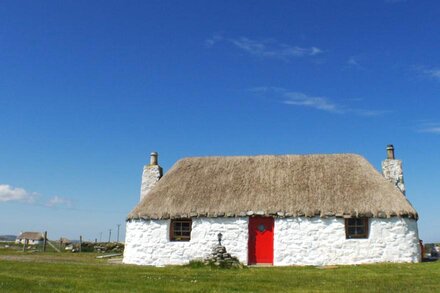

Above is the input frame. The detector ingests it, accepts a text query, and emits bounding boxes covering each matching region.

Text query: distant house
[123,146,420,266]
[16,232,45,245]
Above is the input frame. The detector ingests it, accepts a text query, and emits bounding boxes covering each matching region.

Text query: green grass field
[0,249,439,292]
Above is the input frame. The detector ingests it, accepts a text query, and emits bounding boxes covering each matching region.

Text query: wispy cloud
[345,55,368,71]
[347,57,359,67]
[205,34,223,47]
[421,67,440,81]
[250,87,388,117]
[421,127,440,134]
[231,37,322,59]
[0,184,37,203]
[46,195,73,208]
[248,86,286,94]
[416,122,440,134]
[283,92,343,113]
[206,35,322,60]
[414,65,440,81]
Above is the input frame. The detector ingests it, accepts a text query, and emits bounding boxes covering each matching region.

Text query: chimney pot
[386,144,395,160]
[150,152,158,165]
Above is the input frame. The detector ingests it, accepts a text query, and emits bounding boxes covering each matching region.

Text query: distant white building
[123,146,420,266]
[16,232,45,245]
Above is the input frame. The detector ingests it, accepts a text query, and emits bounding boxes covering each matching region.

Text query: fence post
[79,235,82,253]
[22,239,26,252]
[43,231,47,252]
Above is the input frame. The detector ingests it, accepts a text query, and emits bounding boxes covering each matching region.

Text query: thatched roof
[17,232,44,241]
[128,154,418,220]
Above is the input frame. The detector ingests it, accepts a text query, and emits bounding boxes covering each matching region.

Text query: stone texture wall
[140,165,162,202]
[274,217,420,265]
[382,159,405,194]
[123,217,420,266]
[123,217,248,266]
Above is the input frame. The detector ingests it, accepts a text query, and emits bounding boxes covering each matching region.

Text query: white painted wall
[124,217,420,266]
[140,165,162,202]
[15,239,43,245]
[123,217,249,266]
[274,217,420,266]
[382,159,406,194]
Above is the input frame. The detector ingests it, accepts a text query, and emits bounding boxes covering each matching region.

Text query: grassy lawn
[0,249,439,292]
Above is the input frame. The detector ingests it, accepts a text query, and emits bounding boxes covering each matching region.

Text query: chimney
[150,152,158,165]
[140,152,163,202]
[381,144,405,195]
[386,144,395,160]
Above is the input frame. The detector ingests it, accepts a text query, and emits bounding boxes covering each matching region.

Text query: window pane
[171,220,192,241]
[346,218,368,239]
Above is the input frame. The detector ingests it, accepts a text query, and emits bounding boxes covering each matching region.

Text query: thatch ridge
[17,232,44,240]
[128,154,418,220]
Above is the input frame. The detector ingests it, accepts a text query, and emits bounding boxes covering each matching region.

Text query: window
[345,218,368,239]
[170,219,192,241]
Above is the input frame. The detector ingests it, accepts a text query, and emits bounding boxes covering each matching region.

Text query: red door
[248,216,274,265]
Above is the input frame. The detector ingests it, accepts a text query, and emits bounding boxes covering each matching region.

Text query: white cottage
[123,146,420,266]
[16,232,45,245]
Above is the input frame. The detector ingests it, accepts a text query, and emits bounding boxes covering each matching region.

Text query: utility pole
[117,224,121,243]
[108,229,112,243]
[99,232,102,243]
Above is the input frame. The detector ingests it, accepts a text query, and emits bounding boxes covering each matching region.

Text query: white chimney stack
[381,145,405,195]
[140,152,163,202]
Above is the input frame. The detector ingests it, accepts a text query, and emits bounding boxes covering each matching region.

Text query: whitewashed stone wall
[124,217,420,266]
[140,165,162,202]
[274,217,420,266]
[382,159,405,194]
[123,217,248,266]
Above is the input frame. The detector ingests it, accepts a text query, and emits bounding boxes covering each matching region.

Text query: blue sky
[1,0,439,242]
